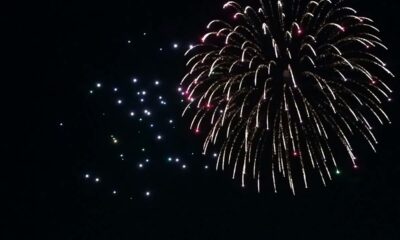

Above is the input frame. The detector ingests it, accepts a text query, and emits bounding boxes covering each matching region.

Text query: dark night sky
[8,0,400,239]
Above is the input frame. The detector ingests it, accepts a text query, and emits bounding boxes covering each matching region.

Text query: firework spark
[182,0,394,194]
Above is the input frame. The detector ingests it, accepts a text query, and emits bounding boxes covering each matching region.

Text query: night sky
[10,0,400,239]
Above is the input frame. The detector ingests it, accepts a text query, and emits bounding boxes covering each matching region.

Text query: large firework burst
[181,0,394,194]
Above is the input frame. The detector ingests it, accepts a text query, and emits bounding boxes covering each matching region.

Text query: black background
[7,0,400,239]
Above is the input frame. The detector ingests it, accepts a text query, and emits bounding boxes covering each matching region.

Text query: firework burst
[181,0,394,194]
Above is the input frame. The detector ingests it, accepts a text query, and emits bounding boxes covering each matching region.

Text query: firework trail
[181,0,394,194]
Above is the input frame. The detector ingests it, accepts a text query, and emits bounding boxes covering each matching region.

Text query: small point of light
[213,153,218,158]
[141,148,146,152]
[127,40,131,44]
[145,191,151,197]
[353,165,358,169]
[114,88,118,92]
[155,81,160,86]
[173,43,179,49]
[156,135,163,140]
[182,164,187,169]
[204,165,209,169]
[145,159,150,163]
[85,174,90,179]
[175,158,180,163]
[113,190,117,195]
[144,109,152,116]
[189,44,194,49]
[143,32,147,36]
[89,90,94,94]
[133,78,138,83]
[96,83,102,88]
[169,119,174,124]
[139,163,144,168]
[95,178,100,182]
[160,48,163,51]
[59,122,64,127]
[117,99,123,105]
[130,112,135,117]
[178,87,182,92]
[336,169,341,175]
[195,128,200,134]
[293,151,298,157]
[168,157,172,162]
